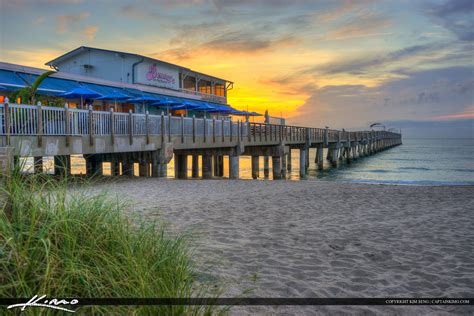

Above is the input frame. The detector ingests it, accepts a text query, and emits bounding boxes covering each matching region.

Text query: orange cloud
[432,107,474,120]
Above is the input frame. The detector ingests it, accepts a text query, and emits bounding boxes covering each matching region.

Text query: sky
[0,0,473,137]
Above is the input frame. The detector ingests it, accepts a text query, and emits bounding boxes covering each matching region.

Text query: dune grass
[0,169,222,315]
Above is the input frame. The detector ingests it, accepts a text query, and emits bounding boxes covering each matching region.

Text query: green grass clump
[0,170,221,315]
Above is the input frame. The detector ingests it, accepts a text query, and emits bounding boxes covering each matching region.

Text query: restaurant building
[0,46,237,117]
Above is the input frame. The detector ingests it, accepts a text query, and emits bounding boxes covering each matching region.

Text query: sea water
[302,138,474,186]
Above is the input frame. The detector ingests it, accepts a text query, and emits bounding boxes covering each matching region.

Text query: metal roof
[45,46,232,84]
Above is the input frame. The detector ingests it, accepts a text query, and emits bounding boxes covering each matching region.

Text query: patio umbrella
[128,96,163,114]
[59,86,102,109]
[151,99,183,114]
[96,90,131,107]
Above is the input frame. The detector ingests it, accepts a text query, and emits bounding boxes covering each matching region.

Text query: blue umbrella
[151,99,183,114]
[128,96,163,113]
[127,96,162,103]
[0,85,9,91]
[59,86,102,108]
[96,90,131,107]
[171,102,202,115]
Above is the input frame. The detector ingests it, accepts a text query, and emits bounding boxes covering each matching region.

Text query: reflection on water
[20,138,474,185]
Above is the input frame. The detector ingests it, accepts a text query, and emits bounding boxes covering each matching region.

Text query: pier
[0,102,402,179]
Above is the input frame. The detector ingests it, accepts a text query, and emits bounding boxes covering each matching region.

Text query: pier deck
[0,103,402,179]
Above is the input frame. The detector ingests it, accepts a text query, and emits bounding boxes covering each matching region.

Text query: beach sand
[98,178,474,315]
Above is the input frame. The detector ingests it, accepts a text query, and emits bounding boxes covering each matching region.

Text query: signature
[7,295,78,313]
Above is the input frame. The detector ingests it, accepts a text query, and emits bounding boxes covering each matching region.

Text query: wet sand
[98,179,474,315]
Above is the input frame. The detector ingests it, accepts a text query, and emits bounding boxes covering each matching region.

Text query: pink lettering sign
[146,64,176,85]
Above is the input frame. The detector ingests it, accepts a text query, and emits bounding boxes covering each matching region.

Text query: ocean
[22,138,474,186]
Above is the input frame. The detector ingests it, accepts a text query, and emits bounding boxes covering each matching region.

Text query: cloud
[81,25,98,41]
[425,0,474,41]
[325,12,392,40]
[201,31,299,53]
[156,30,300,62]
[309,42,446,76]
[288,66,474,132]
[432,106,474,120]
[55,12,90,33]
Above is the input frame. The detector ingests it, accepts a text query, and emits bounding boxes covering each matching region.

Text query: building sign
[135,61,179,90]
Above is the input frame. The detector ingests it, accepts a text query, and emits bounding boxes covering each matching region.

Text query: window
[198,80,211,94]
[214,83,225,97]
[183,76,196,90]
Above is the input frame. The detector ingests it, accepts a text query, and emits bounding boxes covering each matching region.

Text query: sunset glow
[0,0,472,136]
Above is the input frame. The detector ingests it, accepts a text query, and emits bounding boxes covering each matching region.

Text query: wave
[367,169,390,173]
[348,179,474,186]
[452,169,474,173]
[398,167,431,171]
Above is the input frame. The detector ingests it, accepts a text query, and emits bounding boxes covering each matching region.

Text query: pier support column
[192,155,199,178]
[139,161,148,177]
[346,146,352,164]
[175,154,188,179]
[287,149,292,171]
[202,155,213,179]
[329,146,339,168]
[229,155,239,179]
[34,156,43,174]
[316,145,324,170]
[299,148,307,179]
[159,163,168,177]
[151,151,160,177]
[327,147,333,161]
[121,156,133,176]
[110,158,120,176]
[214,155,224,177]
[281,153,287,178]
[251,156,259,179]
[352,146,358,160]
[54,155,70,177]
[305,149,310,171]
[272,156,282,180]
[263,156,270,178]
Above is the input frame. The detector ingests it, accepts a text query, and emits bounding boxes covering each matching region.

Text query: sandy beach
[97,178,474,315]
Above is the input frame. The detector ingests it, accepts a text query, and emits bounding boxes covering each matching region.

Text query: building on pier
[0,46,238,117]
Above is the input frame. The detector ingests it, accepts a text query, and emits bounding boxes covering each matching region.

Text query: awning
[17,72,81,94]
[0,70,27,89]
[96,90,131,101]
[59,86,102,99]
[81,82,122,96]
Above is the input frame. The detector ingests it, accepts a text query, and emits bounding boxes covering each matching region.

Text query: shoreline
[96,178,474,314]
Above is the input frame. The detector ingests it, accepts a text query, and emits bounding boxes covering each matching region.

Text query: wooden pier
[0,103,402,179]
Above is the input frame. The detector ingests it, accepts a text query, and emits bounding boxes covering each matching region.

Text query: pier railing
[0,103,401,145]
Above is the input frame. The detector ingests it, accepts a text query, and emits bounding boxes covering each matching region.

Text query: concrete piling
[34,156,43,174]
[175,154,188,179]
[287,149,292,171]
[281,153,287,178]
[330,146,339,168]
[54,155,70,176]
[299,148,307,179]
[202,155,213,179]
[229,155,239,179]
[214,155,224,177]
[264,156,269,178]
[272,156,282,180]
[316,145,324,170]
[251,156,259,179]
[192,155,199,178]
[110,159,120,176]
